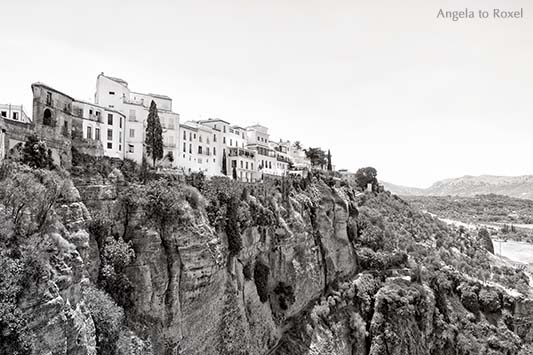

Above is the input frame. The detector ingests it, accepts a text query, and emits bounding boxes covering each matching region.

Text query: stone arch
[43,108,53,126]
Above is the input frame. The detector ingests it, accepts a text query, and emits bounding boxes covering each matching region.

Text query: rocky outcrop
[10,168,533,355]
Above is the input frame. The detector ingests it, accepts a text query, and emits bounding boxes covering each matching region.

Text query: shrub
[21,134,54,169]
[242,262,253,280]
[84,286,124,355]
[98,236,135,309]
[226,196,242,256]
[273,282,295,310]
[254,261,270,302]
[143,179,184,229]
[0,252,30,355]
[479,288,501,313]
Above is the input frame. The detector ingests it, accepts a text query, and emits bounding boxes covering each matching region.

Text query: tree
[354,167,378,191]
[145,100,163,168]
[293,141,303,150]
[327,149,332,171]
[165,151,174,163]
[305,147,327,168]
[221,150,228,175]
[22,134,54,169]
[478,228,494,254]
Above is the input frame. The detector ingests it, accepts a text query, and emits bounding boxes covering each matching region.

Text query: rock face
[11,170,533,355]
[18,188,97,355]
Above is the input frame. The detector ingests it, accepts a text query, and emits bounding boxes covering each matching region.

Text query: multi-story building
[94,73,179,166]
[0,104,31,123]
[72,100,126,159]
[269,139,291,176]
[0,118,6,160]
[30,82,125,165]
[177,121,220,175]
[288,142,311,172]
[246,124,280,178]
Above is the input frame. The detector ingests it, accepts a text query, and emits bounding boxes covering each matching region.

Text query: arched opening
[43,109,53,126]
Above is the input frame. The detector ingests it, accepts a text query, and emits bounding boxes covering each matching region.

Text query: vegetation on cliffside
[1,149,533,355]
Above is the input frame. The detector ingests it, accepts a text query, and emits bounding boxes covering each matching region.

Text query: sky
[1,0,532,188]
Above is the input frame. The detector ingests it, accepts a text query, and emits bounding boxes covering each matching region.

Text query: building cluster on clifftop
[0,73,317,181]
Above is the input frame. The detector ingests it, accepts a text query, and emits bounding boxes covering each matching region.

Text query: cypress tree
[145,100,163,168]
[222,149,227,175]
[327,149,332,171]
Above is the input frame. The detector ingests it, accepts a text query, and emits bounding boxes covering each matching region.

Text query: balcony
[228,147,255,159]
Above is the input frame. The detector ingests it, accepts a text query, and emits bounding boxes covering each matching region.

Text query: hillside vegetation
[0,153,532,355]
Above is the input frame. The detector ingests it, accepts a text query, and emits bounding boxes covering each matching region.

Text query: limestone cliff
[2,164,533,355]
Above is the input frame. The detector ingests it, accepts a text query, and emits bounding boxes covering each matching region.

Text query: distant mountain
[382,175,533,200]
[380,181,426,196]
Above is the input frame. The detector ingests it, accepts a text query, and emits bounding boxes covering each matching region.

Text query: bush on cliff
[226,196,242,255]
[84,286,124,355]
[21,134,54,170]
[0,162,64,238]
[98,236,135,309]
[254,261,270,302]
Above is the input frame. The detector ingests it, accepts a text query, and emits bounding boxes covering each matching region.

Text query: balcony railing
[228,147,255,159]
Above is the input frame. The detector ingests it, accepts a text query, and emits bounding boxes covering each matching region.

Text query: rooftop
[32,82,75,101]
[99,73,128,87]
[198,118,231,125]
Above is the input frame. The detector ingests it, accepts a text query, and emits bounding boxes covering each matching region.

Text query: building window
[12,112,18,120]
[223,137,226,144]
[206,147,210,155]
[246,162,248,169]
[230,139,233,146]
[207,137,210,144]
[128,144,134,153]
[183,130,186,140]
[109,91,115,95]
[107,142,112,149]
[0,111,6,118]
[119,144,122,151]
[199,135,202,143]
[43,108,53,126]
[183,142,186,152]
[129,129,134,138]
[251,163,253,170]
[95,128,100,140]
[198,146,202,154]
[213,134,217,142]
[107,129,113,140]
[46,92,52,105]
[107,113,113,125]
[189,144,192,154]
[87,126,92,139]
[194,134,196,139]
[213,147,216,155]
[109,105,114,108]
[129,110,136,121]
[189,133,192,141]
[120,117,122,128]
[223,126,226,133]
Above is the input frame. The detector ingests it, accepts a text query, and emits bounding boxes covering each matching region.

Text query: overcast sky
[1,0,532,187]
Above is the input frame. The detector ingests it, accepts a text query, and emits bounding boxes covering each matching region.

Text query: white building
[177,121,220,175]
[246,124,280,178]
[269,140,291,176]
[72,100,126,159]
[94,73,179,166]
[0,104,31,123]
